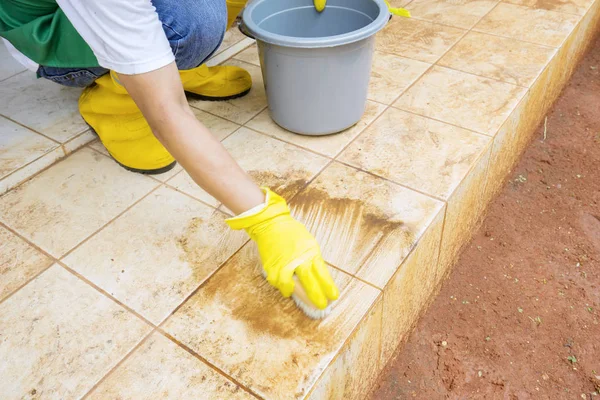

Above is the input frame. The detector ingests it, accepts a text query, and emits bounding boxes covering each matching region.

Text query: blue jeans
[38,0,227,88]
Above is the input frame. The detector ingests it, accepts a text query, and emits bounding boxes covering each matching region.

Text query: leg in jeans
[38,0,228,88]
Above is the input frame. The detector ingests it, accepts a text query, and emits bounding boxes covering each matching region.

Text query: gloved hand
[314,0,326,12]
[226,188,339,309]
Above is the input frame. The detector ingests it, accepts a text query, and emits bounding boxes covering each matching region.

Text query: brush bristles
[292,294,332,319]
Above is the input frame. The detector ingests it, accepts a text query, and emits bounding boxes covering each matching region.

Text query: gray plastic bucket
[241,0,390,136]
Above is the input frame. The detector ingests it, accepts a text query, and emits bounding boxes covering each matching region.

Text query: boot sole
[87,126,178,175]
[184,87,251,102]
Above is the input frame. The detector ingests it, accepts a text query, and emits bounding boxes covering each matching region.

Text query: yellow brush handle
[384,0,411,17]
[314,0,326,12]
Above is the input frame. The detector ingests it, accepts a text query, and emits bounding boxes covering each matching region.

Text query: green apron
[0,0,99,68]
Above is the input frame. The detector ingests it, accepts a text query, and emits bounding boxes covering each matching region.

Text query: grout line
[0,68,27,83]
[0,145,62,190]
[327,263,384,292]
[58,181,163,261]
[157,329,262,399]
[241,125,335,160]
[0,113,64,146]
[81,328,157,399]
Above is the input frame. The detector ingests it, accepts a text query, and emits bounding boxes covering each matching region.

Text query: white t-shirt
[5,0,174,75]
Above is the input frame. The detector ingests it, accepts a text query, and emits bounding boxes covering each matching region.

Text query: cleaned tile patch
[0,72,87,143]
[376,18,466,63]
[163,243,381,400]
[0,117,59,180]
[89,332,253,399]
[474,3,580,47]
[369,51,431,105]
[0,148,158,258]
[290,162,444,288]
[246,101,386,158]
[63,186,247,324]
[438,31,557,87]
[339,108,492,199]
[0,41,26,81]
[406,0,499,29]
[0,265,150,399]
[0,147,65,196]
[394,66,527,136]
[0,225,53,302]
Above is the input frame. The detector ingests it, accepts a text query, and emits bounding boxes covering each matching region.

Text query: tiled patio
[1,0,599,398]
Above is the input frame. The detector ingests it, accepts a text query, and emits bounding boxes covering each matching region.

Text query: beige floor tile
[214,28,247,56]
[0,265,150,399]
[0,147,64,196]
[193,108,241,141]
[380,209,444,363]
[0,72,87,143]
[63,186,247,324]
[0,225,53,302]
[246,102,386,158]
[89,332,253,399]
[339,108,491,199]
[0,117,59,180]
[376,18,466,63]
[474,3,580,47]
[234,44,260,66]
[0,148,158,258]
[163,243,381,400]
[438,144,492,274]
[369,51,431,104]
[394,66,527,136]
[0,41,25,81]
[438,31,556,87]
[167,170,217,207]
[224,127,330,199]
[307,298,383,400]
[290,162,444,288]
[407,0,499,29]
[63,130,95,155]
[190,60,267,124]
[504,0,593,16]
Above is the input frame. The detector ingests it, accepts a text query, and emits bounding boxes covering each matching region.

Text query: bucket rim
[241,0,391,48]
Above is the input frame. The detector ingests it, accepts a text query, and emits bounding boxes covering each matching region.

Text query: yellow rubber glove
[226,188,339,309]
[314,0,326,12]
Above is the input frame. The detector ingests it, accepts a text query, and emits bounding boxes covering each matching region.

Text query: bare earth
[371,35,600,399]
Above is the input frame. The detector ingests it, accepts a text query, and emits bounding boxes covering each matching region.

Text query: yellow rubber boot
[180,64,252,101]
[226,0,247,30]
[79,72,176,174]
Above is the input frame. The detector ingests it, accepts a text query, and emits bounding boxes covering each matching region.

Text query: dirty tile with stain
[63,186,247,324]
[474,3,580,47]
[0,148,158,258]
[0,225,53,302]
[339,108,492,199]
[189,60,267,124]
[0,72,87,143]
[504,0,593,16]
[394,66,527,136]
[290,162,444,288]
[88,332,253,399]
[0,117,59,180]
[438,31,556,87]
[163,243,381,400]
[369,51,431,104]
[0,265,150,399]
[234,44,260,66]
[376,18,466,63]
[407,0,499,29]
[246,102,386,158]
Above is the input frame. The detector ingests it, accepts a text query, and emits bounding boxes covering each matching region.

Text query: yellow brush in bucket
[314,0,410,17]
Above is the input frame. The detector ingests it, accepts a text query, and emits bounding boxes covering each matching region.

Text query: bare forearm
[117,63,264,215]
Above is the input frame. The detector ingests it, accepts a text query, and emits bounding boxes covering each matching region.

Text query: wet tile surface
[189,60,267,124]
[246,101,386,158]
[89,332,253,399]
[339,108,492,199]
[438,31,556,87]
[0,117,59,180]
[290,162,444,288]
[63,186,247,324]
[474,3,580,47]
[0,265,150,399]
[0,148,158,257]
[394,66,527,136]
[407,0,499,29]
[376,18,466,63]
[0,225,53,302]
[369,51,431,104]
[0,72,87,143]
[163,243,381,399]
